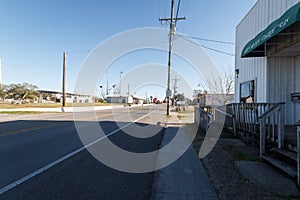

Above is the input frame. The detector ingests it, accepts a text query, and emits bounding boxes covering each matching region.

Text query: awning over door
[241,2,300,58]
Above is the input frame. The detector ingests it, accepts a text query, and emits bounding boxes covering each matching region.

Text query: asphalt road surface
[0,105,166,200]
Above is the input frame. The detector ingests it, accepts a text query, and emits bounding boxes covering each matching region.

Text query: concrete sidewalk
[151,108,217,200]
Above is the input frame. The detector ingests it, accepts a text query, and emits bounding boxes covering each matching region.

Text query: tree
[200,65,234,105]
[0,85,8,100]
[6,83,39,102]
[175,93,185,101]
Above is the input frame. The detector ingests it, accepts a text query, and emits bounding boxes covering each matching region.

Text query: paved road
[0,105,166,199]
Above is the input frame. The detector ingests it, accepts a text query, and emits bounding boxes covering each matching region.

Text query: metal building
[235,0,300,124]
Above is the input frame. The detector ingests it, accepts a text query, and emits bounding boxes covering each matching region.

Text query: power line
[176,35,235,56]
[200,45,235,56]
[175,0,181,26]
[177,33,235,45]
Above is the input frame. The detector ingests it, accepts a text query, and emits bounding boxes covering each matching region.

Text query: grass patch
[234,152,259,161]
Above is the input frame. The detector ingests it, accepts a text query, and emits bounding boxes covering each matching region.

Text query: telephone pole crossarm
[159,17,186,22]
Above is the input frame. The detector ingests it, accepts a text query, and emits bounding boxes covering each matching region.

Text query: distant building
[133,96,144,105]
[106,95,134,104]
[38,90,93,103]
[199,93,234,107]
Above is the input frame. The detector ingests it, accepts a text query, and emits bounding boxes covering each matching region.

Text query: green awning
[241,2,300,58]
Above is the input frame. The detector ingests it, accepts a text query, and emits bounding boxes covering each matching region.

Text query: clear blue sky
[0,0,256,99]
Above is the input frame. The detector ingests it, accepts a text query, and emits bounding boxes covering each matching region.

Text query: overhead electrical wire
[175,0,181,26]
[200,45,235,56]
[177,33,235,45]
[175,34,235,56]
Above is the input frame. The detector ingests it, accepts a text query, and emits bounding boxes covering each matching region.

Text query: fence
[297,123,300,188]
[194,106,212,131]
[196,103,286,150]
[226,103,281,135]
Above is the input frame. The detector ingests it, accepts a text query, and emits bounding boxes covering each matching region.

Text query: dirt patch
[189,128,299,200]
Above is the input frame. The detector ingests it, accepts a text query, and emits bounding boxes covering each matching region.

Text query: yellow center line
[0,112,114,137]
[0,108,156,137]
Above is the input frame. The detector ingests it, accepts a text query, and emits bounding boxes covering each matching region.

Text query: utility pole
[159,0,185,115]
[0,58,2,89]
[106,71,109,95]
[119,71,123,96]
[127,84,130,95]
[62,52,66,107]
[173,75,180,102]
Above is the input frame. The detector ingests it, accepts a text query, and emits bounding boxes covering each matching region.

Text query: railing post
[278,105,284,149]
[297,124,300,189]
[281,105,285,148]
[260,119,265,157]
[272,114,275,142]
[232,104,237,136]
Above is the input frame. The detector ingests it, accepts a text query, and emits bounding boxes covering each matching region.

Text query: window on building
[240,80,255,103]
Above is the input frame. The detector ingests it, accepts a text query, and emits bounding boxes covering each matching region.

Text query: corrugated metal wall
[235,0,300,124]
[235,0,300,102]
[268,56,300,124]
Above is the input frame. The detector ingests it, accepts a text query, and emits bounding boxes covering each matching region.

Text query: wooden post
[260,120,265,157]
[232,104,237,136]
[297,125,300,189]
[62,52,66,107]
[242,103,246,132]
[278,106,284,149]
[281,105,285,148]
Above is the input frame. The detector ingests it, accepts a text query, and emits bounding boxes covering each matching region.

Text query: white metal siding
[236,0,300,124]
[235,0,300,103]
[268,56,300,124]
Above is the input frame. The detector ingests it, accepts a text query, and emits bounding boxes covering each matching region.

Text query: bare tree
[202,65,234,105]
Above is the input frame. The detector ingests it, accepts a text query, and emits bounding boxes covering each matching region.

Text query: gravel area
[189,126,300,200]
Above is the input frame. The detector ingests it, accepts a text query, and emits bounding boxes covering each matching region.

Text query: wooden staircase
[262,148,297,179]
[261,125,299,186]
[223,103,299,186]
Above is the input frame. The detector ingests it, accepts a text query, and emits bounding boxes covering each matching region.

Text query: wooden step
[261,155,297,179]
[270,148,297,163]
[270,148,297,167]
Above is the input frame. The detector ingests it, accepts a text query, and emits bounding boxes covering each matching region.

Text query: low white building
[38,90,93,104]
[235,0,300,124]
[106,95,134,104]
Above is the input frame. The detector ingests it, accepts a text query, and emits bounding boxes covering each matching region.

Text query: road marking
[0,110,157,195]
[0,122,65,137]
[0,112,114,137]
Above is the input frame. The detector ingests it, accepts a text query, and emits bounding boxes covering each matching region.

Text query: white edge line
[0,110,157,195]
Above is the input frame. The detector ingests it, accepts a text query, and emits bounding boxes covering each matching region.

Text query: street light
[119,71,123,96]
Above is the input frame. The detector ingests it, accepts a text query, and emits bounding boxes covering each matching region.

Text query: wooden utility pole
[62,52,66,107]
[0,58,2,89]
[159,0,185,116]
[106,71,109,96]
[173,75,180,101]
